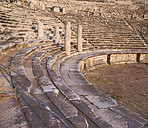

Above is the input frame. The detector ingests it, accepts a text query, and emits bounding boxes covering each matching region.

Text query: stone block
[46,91,78,118]
[85,93,117,108]
[110,54,137,64]
[42,85,59,94]
[68,116,89,128]
[140,54,148,63]
[47,68,80,100]
[93,55,107,66]
[108,106,147,124]
[86,58,94,68]
[18,93,68,128]
[71,100,112,128]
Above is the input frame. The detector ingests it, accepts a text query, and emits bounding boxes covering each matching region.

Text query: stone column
[38,21,44,39]
[41,3,45,10]
[54,26,59,43]
[65,22,71,55]
[77,24,82,53]
[61,7,66,13]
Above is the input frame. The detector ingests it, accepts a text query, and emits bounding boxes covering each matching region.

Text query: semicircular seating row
[10,39,148,127]
[1,2,148,128]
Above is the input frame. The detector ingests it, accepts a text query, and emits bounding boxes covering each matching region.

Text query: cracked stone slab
[63,78,78,86]
[108,106,148,125]
[60,71,70,79]
[46,91,78,118]
[68,116,89,128]
[95,108,143,128]
[67,72,91,85]
[42,85,59,94]
[34,88,43,95]
[85,94,117,108]
[11,75,32,95]
[33,60,52,82]
[47,68,80,100]
[12,66,26,76]
[39,75,53,86]
[11,60,22,67]
[18,93,68,128]
[61,71,88,86]
[68,84,117,108]
[71,100,113,128]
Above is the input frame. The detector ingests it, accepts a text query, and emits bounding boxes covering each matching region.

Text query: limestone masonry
[0,0,148,128]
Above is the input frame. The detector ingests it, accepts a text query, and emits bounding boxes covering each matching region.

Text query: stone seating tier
[59,51,148,128]
[51,9,147,51]
[0,1,148,128]
[8,37,92,127]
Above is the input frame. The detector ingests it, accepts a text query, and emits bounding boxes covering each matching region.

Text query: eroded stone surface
[46,91,78,118]
[108,106,148,124]
[68,116,89,128]
[19,93,68,128]
[47,68,80,100]
[85,94,117,108]
[71,100,113,128]
[60,52,148,128]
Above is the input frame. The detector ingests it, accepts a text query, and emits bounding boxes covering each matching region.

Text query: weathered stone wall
[140,54,148,63]
[79,52,148,71]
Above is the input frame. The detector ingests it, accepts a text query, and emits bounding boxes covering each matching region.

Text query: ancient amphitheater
[0,0,148,127]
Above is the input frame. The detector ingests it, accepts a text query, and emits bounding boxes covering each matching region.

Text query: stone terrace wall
[79,51,148,72]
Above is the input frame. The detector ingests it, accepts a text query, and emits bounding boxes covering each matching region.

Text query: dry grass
[0,93,7,101]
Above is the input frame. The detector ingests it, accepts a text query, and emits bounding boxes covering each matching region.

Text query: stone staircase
[0,1,148,128]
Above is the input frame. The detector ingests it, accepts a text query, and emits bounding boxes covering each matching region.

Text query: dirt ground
[85,63,148,120]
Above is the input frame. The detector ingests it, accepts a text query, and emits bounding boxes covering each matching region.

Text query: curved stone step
[60,51,148,128]
[46,52,114,128]
[10,44,69,127]
[11,47,37,94]
[46,57,80,101]
[10,42,60,93]
[32,51,59,94]
[0,65,29,128]
[12,81,68,128]
[61,53,117,108]
[32,51,89,128]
